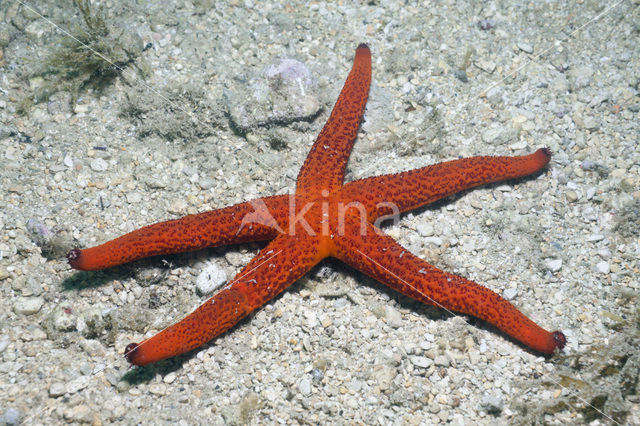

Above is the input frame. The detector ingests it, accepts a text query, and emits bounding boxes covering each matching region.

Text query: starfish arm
[67,194,292,271]
[341,148,551,221]
[296,44,371,196]
[332,216,566,354]
[125,232,324,366]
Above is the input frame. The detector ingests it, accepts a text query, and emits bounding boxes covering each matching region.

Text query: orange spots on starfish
[69,44,565,367]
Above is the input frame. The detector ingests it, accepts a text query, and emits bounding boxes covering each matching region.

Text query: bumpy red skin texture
[342,148,552,220]
[334,216,563,354]
[67,195,291,270]
[69,44,565,366]
[296,43,371,196]
[126,232,323,365]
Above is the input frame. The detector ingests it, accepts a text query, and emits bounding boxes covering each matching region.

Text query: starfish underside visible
[67,44,565,366]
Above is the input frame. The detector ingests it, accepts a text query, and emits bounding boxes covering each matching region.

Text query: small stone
[545,259,562,272]
[384,305,403,328]
[517,42,533,53]
[24,20,50,41]
[481,125,515,145]
[49,303,77,332]
[126,192,142,203]
[410,356,433,369]
[0,408,21,425]
[581,116,599,130]
[587,234,604,242]
[570,65,594,89]
[168,199,188,215]
[298,377,312,396]
[620,178,634,192]
[481,393,503,414]
[74,103,89,114]
[90,158,108,172]
[511,115,528,130]
[434,355,450,367]
[597,248,611,259]
[196,261,228,295]
[475,58,496,74]
[0,336,9,353]
[424,236,443,246]
[63,405,94,423]
[565,190,579,202]
[227,58,320,132]
[0,27,10,48]
[503,288,517,300]
[454,69,468,83]
[485,86,502,104]
[478,19,495,30]
[163,372,177,384]
[49,382,66,397]
[373,364,397,390]
[12,297,44,315]
[595,261,610,274]
[66,375,90,394]
[149,383,167,395]
[80,339,105,357]
[416,223,434,237]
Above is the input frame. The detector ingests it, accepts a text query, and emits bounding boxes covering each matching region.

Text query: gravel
[1,0,638,424]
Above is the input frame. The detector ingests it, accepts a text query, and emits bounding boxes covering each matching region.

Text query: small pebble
[416,223,434,237]
[503,288,518,300]
[478,19,495,30]
[434,355,450,367]
[164,372,177,384]
[64,405,94,423]
[424,236,443,246]
[475,58,496,74]
[545,259,562,272]
[565,190,579,202]
[12,297,44,315]
[0,408,21,426]
[49,382,66,397]
[298,377,312,396]
[384,305,403,328]
[410,356,433,369]
[0,336,9,353]
[517,42,533,53]
[595,261,610,274]
[373,365,397,389]
[49,303,76,331]
[480,394,503,414]
[196,262,228,295]
[90,158,108,172]
[149,384,167,395]
[126,192,142,204]
[66,375,90,394]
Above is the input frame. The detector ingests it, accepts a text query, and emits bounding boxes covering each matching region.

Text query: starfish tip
[551,331,566,350]
[66,248,82,268]
[124,342,140,365]
[357,43,369,51]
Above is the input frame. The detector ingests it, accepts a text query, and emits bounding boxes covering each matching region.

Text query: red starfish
[67,44,566,366]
